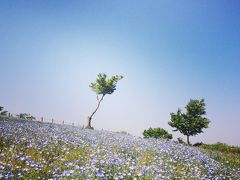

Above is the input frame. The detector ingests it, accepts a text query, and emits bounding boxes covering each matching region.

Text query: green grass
[199,142,240,169]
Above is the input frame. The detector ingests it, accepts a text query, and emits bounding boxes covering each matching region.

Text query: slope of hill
[0,119,239,179]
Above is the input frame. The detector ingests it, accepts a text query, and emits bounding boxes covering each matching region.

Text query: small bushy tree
[0,106,3,119]
[143,127,173,140]
[0,106,8,116]
[87,73,123,129]
[17,113,35,120]
[114,131,130,135]
[0,111,8,116]
[27,115,36,120]
[168,99,210,144]
[19,113,28,119]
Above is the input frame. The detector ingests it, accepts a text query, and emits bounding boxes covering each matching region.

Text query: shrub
[193,142,204,147]
[177,137,186,144]
[114,131,130,135]
[143,127,173,139]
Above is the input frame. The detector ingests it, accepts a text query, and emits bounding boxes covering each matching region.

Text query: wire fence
[1,112,83,127]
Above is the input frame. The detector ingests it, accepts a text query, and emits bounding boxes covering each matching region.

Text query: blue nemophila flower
[17,172,23,178]
[20,156,29,161]
[96,169,105,177]
[112,158,120,164]
[62,170,71,177]
[5,173,14,179]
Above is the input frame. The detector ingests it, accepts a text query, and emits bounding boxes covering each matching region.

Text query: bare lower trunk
[187,135,190,145]
[87,94,105,129]
[87,116,92,128]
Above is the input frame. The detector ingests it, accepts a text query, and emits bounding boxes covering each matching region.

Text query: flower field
[0,119,239,179]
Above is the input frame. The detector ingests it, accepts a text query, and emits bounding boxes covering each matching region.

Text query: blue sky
[1,1,240,145]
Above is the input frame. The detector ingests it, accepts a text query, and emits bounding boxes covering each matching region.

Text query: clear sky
[1,1,240,145]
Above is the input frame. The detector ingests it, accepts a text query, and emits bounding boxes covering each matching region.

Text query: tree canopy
[90,73,123,96]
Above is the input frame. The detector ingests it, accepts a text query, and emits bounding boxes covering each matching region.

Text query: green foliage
[143,127,173,139]
[90,73,123,95]
[168,99,210,144]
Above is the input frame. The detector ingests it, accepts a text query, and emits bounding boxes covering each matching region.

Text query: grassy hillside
[0,118,239,179]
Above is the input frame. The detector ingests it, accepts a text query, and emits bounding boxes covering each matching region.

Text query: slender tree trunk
[187,135,190,145]
[87,94,105,128]
[87,116,92,128]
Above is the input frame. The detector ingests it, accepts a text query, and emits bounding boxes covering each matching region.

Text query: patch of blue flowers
[0,118,239,179]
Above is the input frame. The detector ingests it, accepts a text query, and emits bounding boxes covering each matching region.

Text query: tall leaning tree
[87,73,123,129]
[168,99,210,144]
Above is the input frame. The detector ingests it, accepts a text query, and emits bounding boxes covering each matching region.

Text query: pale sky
[1,1,240,145]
